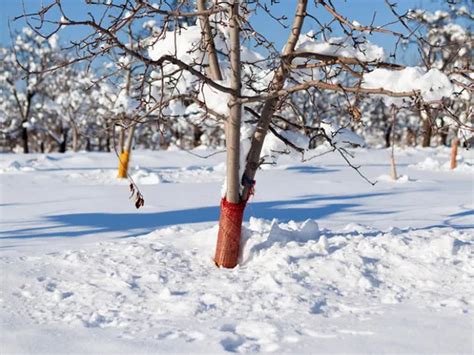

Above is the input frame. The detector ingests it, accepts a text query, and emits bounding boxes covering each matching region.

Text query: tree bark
[118,126,125,153]
[406,127,416,147]
[421,118,432,147]
[72,124,79,152]
[59,128,68,153]
[21,94,34,154]
[438,118,448,146]
[125,124,136,152]
[390,106,398,180]
[22,126,29,154]
[242,0,308,200]
[117,124,136,178]
[450,137,459,170]
[225,0,242,204]
[193,125,203,147]
[197,0,223,81]
[420,104,432,148]
[214,0,243,268]
[106,124,112,153]
[215,0,308,268]
[384,125,392,148]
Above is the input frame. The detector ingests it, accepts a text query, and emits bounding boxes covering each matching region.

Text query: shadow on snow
[1,192,396,240]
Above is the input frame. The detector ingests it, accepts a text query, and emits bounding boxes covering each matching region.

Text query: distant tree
[0,28,103,153]
[0,29,65,153]
[52,67,101,152]
[406,3,473,147]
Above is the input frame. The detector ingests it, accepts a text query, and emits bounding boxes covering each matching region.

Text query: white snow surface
[0,148,473,354]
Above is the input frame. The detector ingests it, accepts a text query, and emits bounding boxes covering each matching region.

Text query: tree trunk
[72,124,79,152]
[197,0,223,81]
[384,125,392,148]
[195,0,242,267]
[215,0,308,268]
[22,125,29,154]
[390,106,398,180]
[117,124,136,178]
[22,93,36,154]
[214,0,244,268]
[390,154,398,181]
[406,127,416,147]
[118,126,126,153]
[242,0,308,200]
[420,105,432,148]
[450,138,459,170]
[193,125,203,147]
[106,125,112,153]
[59,128,68,153]
[421,118,432,147]
[438,118,448,146]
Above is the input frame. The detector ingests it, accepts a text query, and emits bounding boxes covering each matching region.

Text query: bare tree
[0,29,61,153]
[18,0,468,268]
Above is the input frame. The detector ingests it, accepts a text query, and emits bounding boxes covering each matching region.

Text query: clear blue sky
[1,0,449,64]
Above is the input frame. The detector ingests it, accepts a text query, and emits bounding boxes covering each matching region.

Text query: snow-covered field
[0,147,473,354]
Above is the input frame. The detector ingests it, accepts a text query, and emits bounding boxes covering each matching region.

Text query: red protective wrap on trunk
[214,198,247,268]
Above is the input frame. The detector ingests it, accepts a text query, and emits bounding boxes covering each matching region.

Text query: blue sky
[1,0,448,64]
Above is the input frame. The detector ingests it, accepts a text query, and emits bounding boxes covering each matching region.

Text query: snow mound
[63,165,225,185]
[129,165,225,185]
[240,218,321,265]
[0,160,36,173]
[130,168,163,185]
[342,223,374,234]
[3,219,472,352]
[377,174,414,183]
[0,156,63,173]
[0,158,226,185]
[410,157,474,173]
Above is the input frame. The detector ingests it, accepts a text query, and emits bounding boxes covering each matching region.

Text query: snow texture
[296,31,386,62]
[1,148,472,353]
[362,67,454,105]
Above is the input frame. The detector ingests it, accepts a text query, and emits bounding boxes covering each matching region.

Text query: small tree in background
[0,29,65,153]
[407,2,472,151]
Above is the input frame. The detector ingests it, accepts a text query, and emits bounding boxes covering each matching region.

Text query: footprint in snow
[219,321,280,353]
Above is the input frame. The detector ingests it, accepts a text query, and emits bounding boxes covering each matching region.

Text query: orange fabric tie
[214,198,247,268]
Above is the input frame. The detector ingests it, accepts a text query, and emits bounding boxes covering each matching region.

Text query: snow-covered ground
[0,147,473,354]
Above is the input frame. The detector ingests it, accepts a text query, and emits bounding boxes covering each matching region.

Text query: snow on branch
[362,67,454,105]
